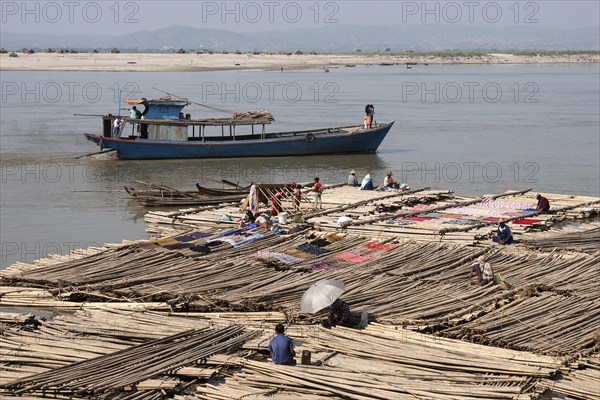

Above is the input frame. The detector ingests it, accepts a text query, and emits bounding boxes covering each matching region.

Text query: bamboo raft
[1,186,598,399]
[142,186,600,244]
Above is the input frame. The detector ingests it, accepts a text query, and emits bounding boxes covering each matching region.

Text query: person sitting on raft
[360,174,375,190]
[383,171,400,189]
[239,210,256,227]
[348,170,359,186]
[268,323,296,366]
[470,256,495,286]
[492,222,513,245]
[254,212,272,229]
[323,298,352,328]
[536,193,550,213]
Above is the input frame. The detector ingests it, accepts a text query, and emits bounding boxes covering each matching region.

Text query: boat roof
[124,97,190,105]
[122,116,272,126]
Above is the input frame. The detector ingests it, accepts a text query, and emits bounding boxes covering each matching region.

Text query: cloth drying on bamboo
[252,250,303,265]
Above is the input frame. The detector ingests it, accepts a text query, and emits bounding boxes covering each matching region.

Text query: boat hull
[84,122,394,160]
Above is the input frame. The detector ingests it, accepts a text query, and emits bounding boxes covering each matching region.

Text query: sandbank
[1,52,598,72]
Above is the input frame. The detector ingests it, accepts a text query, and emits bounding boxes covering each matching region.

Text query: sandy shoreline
[1,52,598,72]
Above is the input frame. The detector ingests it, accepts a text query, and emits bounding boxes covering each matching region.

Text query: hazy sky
[1,0,599,35]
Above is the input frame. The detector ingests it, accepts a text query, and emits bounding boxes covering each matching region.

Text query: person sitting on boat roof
[384,171,400,189]
[536,193,550,213]
[470,256,495,286]
[348,170,359,186]
[492,222,513,245]
[360,174,374,190]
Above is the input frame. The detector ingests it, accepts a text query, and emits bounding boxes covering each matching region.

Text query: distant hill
[1,24,598,52]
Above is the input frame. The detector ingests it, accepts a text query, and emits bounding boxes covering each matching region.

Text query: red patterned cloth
[512,219,542,225]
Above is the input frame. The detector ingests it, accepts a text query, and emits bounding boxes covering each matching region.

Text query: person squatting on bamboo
[268,323,296,365]
[313,177,323,209]
[536,193,550,212]
[470,256,495,286]
[323,298,352,328]
[492,221,513,245]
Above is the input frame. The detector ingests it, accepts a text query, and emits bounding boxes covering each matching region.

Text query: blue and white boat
[84,97,394,160]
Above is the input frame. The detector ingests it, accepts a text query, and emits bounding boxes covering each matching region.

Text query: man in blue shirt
[268,323,296,365]
[493,222,513,245]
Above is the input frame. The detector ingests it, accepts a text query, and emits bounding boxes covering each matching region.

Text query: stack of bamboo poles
[522,223,600,254]
[433,249,598,287]
[0,286,170,310]
[2,325,255,397]
[443,292,599,355]
[534,355,600,399]
[194,324,563,400]
[1,308,276,383]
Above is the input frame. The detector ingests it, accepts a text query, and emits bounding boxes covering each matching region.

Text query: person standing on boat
[128,106,142,135]
[130,106,141,119]
[365,104,375,128]
[113,118,122,136]
[348,170,359,186]
[312,177,323,209]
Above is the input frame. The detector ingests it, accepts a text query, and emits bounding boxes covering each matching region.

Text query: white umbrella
[300,279,345,314]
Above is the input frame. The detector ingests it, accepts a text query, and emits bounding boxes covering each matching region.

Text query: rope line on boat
[152,87,234,114]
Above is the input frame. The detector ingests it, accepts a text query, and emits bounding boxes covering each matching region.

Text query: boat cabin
[102,97,274,142]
